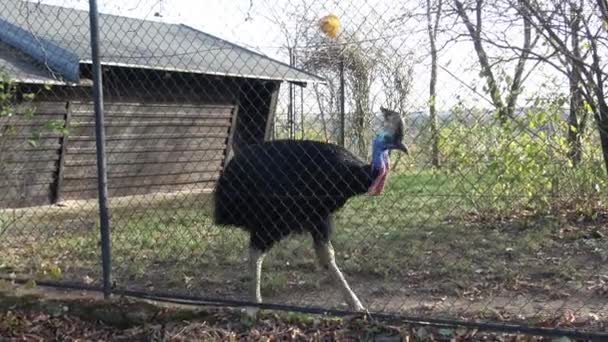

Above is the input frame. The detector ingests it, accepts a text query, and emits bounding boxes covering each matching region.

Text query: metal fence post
[87,0,112,299]
[288,47,295,139]
[339,59,345,147]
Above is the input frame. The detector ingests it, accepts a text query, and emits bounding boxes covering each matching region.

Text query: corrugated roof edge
[179,24,327,85]
[0,17,80,83]
[78,59,322,85]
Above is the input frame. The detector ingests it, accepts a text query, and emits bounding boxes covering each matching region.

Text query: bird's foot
[350,302,374,321]
[243,306,259,319]
[348,298,366,313]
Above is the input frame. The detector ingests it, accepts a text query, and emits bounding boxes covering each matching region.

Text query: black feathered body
[214,140,374,251]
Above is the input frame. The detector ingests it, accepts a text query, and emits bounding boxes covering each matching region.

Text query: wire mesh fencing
[1,0,608,338]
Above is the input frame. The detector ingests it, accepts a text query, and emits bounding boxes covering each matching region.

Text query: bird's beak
[394,142,409,154]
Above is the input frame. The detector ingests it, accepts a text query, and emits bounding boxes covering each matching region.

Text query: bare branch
[454,0,507,122]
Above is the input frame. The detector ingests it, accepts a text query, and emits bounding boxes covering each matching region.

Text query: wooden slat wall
[60,102,235,201]
[0,101,67,208]
[0,101,235,208]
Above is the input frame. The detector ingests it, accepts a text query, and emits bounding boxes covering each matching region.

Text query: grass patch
[0,169,606,314]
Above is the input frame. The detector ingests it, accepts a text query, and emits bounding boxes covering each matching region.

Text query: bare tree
[312,80,337,142]
[517,0,608,174]
[453,0,536,124]
[377,54,413,114]
[376,52,414,169]
[303,33,379,156]
[567,1,585,165]
[427,0,444,167]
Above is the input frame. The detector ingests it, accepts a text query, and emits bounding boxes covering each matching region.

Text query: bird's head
[367,107,408,195]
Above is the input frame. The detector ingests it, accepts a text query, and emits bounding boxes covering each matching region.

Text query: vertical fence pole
[88,0,112,299]
[288,47,294,139]
[300,84,304,139]
[339,59,345,147]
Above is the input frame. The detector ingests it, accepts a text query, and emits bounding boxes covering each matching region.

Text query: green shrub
[438,96,605,214]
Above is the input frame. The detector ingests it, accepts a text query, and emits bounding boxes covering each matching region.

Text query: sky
[29,0,564,115]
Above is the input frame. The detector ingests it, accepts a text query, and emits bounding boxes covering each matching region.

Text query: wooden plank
[64,161,223,178]
[65,125,231,137]
[70,106,234,116]
[2,132,64,140]
[0,113,65,125]
[71,102,235,113]
[1,157,62,164]
[71,113,233,120]
[0,126,64,141]
[64,157,225,168]
[70,106,231,116]
[68,132,229,141]
[71,101,236,108]
[67,138,228,150]
[1,164,58,173]
[26,101,71,113]
[53,101,70,204]
[70,109,233,119]
[0,172,56,188]
[2,145,62,152]
[0,194,53,209]
[1,139,62,149]
[65,169,221,182]
[0,150,61,161]
[62,176,220,193]
[70,110,233,120]
[0,176,55,208]
[0,160,58,170]
[67,144,228,154]
[60,181,217,201]
[68,119,232,127]
[64,149,226,163]
[0,121,64,128]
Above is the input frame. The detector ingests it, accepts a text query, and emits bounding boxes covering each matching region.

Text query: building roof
[0,43,69,85]
[0,0,323,85]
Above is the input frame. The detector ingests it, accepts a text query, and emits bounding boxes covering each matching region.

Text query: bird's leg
[315,240,365,312]
[249,246,266,303]
[246,246,265,317]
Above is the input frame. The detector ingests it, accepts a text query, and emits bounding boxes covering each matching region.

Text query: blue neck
[371,134,387,171]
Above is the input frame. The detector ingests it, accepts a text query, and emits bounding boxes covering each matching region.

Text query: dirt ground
[1,283,606,341]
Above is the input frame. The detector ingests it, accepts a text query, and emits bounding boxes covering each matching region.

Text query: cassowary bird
[213,107,408,312]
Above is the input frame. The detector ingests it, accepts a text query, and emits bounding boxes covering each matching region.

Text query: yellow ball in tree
[319,14,340,38]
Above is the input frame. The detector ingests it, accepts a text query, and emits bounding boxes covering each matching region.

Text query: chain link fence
[1,0,608,338]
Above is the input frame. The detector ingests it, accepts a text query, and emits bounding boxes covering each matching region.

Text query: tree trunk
[586,2,608,176]
[313,84,330,142]
[567,3,584,166]
[351,68,370,157]
[429,81,440,167]
[596,110,608,175]
[505,0,533,119]
[453,0,508,124]
[427,0,442,168]
[568,87,584,166]
[354,87,369,157]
